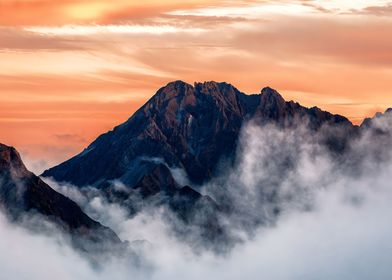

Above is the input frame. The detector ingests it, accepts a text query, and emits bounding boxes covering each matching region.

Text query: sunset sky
[1,0,392,173]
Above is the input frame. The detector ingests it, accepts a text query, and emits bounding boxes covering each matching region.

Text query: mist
[2,112,392,279]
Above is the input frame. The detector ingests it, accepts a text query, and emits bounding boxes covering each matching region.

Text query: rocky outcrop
[40,80,357,248]
[42,81,354,187]
[0,143,121,251]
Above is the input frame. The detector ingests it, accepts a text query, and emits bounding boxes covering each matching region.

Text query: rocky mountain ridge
[0,143,121,252]
[43,80,354,187]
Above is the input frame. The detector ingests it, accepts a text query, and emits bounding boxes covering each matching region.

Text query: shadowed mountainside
[43,81,354,187]
[41,81,357,249]
[0,143,121,252]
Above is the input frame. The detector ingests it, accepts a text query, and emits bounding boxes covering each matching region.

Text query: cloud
[2,1,392,276]
[230,16,392,68]
[0,27,86,51]
[355,2,392,16]
[4,167,392,280]
[0,0,224,26]
[53,134,87,143]
[167,1,316,18]
[3,112,385,279]
[24,24,205,36]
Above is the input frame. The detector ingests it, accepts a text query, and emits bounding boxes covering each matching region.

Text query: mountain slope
[42,81,354,187]
[0,143,121,250]
[40,81,358,249]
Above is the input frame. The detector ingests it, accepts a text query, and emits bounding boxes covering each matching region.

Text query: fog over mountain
[1,82,392,279]
[0,144,122,253]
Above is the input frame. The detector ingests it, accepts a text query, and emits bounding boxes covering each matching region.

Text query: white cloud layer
[2,113,392,279]
[24,24,206,36]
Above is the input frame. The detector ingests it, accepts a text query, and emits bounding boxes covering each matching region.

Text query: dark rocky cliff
[43,81,353,187]
[0,143,121,251]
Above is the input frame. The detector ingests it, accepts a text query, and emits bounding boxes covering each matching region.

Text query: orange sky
[1,0,392,173]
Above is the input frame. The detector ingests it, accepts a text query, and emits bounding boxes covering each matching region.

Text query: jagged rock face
[0,145,30,179]
[42,81,353,187]
[0,144,121,248]
[39,81,357,248]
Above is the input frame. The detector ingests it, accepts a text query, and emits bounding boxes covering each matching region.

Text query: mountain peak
[43,81,354,187]
[259,86,286,113]
[148,80,242,119]
[0,143,122,249]
[261,86,285,102]
[194,80,219,87]
[0,143,29,178]
[194,81,232,89]
[165,80,192,88]
[157,80,193,97]
[361,107,392,128]
[156,80,241,101]
[194,81,241,100]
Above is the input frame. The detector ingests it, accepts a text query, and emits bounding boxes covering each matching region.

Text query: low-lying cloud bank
[2,112,392,279]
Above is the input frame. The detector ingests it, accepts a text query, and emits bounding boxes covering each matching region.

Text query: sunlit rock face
[43,81,353,188]
[0,143,121,250]
[40,81,356,248]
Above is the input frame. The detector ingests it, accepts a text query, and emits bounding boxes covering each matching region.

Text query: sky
[1,0,392,172]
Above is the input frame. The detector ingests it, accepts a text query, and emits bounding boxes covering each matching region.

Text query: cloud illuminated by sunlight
[24,24,205,36]
[168,3,316,18]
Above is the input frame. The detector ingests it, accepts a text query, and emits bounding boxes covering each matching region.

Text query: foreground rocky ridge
[0,143,122,252]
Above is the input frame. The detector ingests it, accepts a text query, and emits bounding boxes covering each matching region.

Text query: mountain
[43,81,353,187]
[361,108,392,129]
[0,143,121,251]
[41,81,356,247]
